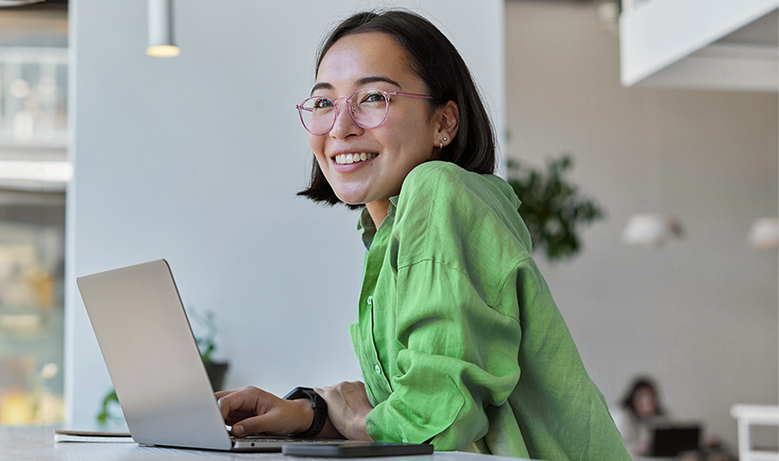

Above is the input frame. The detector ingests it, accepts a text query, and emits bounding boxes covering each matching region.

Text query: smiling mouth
[334,153,377,165]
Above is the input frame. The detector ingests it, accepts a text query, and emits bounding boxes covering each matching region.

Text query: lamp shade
[147,0,180,57]
[622,213,684,247]
[748,218,779,249]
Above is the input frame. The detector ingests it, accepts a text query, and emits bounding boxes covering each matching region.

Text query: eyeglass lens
[299,90,389,135]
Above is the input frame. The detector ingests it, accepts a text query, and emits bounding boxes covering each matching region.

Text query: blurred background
[0,0,67,426]
[0,0,775,455]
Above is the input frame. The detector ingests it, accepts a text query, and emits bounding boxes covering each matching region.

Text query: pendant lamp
[146,0,180,57]
[623,214,684,247]
[747,218,779,249]
[622,92,684,247]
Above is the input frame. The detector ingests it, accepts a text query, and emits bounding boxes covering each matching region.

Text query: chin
[331,185,369,206]
[334,192,366,207]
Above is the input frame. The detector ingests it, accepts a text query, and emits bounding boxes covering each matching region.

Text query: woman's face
[632,386,658,420]
[308,32,441,219]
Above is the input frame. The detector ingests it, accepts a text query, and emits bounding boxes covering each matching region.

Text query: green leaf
[506,154,606,262]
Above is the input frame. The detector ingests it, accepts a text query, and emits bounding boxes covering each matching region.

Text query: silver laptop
[77,259,345,452]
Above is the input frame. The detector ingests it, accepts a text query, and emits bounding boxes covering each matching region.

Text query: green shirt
[349,161,631,461]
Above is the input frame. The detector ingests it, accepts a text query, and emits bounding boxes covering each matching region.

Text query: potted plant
[190,309,229,392]
[506,154,605,262]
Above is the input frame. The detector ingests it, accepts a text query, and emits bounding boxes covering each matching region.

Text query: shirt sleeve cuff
[364,375,466,447]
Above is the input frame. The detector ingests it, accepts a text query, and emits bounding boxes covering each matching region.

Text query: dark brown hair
[297,9,496,207]
[620,376,666,418]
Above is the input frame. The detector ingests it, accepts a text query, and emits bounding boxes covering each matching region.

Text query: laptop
[77,259,349,452]
[650,425,701,457]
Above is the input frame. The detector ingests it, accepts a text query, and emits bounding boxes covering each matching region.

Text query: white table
[730,404,779,461]
[1,426,529,461]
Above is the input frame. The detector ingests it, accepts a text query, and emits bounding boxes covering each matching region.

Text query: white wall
[64,0,504,427]
[507,0,778,449]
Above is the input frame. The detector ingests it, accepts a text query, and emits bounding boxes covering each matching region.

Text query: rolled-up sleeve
[365,258,522,450]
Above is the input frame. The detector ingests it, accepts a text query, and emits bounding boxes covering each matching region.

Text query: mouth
[334,152,377,165]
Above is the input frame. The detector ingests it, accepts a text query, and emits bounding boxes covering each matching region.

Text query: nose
[329,98,362,139]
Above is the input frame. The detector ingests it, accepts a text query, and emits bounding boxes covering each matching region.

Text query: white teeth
[335,153,376,165]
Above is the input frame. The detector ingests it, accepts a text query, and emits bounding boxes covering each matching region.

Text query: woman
[614,377,669,456]
[218,10,631,460]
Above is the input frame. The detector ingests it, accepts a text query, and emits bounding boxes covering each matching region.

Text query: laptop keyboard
[231,435,342,444]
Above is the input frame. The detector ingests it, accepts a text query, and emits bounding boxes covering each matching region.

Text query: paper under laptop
[77,259,347,452]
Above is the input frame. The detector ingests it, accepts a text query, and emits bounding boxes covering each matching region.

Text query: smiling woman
[217,10,632,460]
[302,31,455,225]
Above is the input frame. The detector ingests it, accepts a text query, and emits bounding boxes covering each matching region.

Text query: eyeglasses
[296,89,432,136]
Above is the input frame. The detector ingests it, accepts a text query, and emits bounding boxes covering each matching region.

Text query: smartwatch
[283,387,328,438]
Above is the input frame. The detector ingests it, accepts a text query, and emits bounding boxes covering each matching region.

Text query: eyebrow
[310,76,402,96]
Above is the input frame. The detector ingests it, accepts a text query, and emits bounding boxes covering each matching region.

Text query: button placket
[357,221,394,401]
[368,295,382,377]
[365,293,392,396]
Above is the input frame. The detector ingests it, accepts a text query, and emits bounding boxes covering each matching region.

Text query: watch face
[283,387,316,400]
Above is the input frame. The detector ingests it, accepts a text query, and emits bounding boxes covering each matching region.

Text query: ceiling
[716,9,778,47]
[0,1,66,47]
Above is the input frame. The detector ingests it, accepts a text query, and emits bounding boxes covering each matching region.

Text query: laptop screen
[651,425,700,457]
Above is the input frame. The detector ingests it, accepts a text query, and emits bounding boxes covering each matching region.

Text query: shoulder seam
[397,257,526,324]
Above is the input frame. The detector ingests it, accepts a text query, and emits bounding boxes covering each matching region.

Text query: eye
[359,91,386,105]
[312,97,333,109]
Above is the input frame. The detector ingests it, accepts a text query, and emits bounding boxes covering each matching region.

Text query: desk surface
[1,426,529,461]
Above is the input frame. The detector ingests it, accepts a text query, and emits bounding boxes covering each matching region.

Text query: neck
[366,199,391,229]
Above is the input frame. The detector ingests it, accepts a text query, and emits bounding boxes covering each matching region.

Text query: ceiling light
[0,160,73,182]
[623,92,684,248]
[0,0,44,6]
[597,1,620,25]
[622,214,684,247]
[146,0,180,58]
[747,218,779,249]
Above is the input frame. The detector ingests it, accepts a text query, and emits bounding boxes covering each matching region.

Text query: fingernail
[232,425,245,437]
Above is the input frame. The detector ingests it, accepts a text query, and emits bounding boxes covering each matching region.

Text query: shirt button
[374,364,381,374]
[367,296,373,306]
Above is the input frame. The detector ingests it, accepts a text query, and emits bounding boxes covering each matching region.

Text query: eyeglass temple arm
[389,91,433,100]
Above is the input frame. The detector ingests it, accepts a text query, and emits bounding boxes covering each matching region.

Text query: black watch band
[283,387,328,438]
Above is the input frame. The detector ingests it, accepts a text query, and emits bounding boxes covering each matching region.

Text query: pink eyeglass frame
[296,89,433,135]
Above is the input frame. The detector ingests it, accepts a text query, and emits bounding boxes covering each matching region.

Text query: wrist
[349,412,372,441]
[283,387,328,438]
[292,398,315,435]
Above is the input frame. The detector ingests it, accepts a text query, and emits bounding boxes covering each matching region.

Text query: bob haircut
[297,9,496,208]
[620,376,666,418]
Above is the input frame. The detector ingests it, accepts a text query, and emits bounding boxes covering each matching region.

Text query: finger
[224,410,255,426]
[232,411,292,438]
[215,390,235,400]
[218,387,263,420]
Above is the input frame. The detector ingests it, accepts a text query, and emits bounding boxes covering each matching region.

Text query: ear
[434,101,459,148]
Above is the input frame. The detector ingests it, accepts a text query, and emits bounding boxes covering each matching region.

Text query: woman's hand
[314,381,374,441]
[216,386,313,438]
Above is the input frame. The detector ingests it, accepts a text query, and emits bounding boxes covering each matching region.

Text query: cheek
[309,135,327,163]
[309,133,323,153]
[377,120,428,155]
